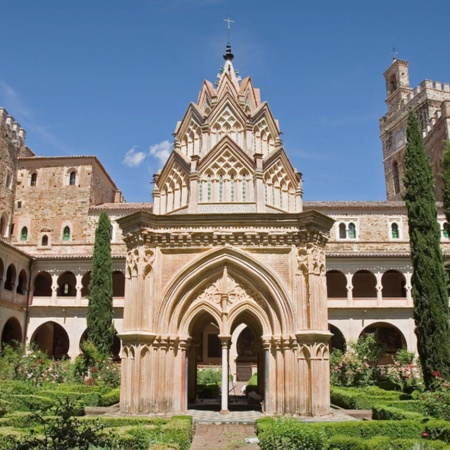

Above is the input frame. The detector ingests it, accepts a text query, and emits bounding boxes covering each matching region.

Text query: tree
[403,110,450,388]
[442,141,450,222]
[87,211,114,355]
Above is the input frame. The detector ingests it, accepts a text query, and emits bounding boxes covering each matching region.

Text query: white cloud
[123,146,146,168]
[149,140,171,166]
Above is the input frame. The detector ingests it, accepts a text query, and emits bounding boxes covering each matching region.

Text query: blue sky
[1,0,450,203]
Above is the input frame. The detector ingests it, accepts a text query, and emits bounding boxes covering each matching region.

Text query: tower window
[393,161,400,195]
[63,226,71,241]
[339,223,346,239]
[391,222,400,239]
[389,74,397,93]
[348,223,356,239]
[30,172,37,187]
[41,235,49,246]
[69,171,76,186]
[21,227,28,241]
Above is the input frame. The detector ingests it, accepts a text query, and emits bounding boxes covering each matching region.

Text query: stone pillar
[219,335,230,414]
[253,152,265,212]
[188,155,200,214]
[376,272,383,305]
[51,274,58,305]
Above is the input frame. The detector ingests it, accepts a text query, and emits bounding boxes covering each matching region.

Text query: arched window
[207,175,211,201]
[30,172,37,187]
[443,222,450,239]
[219,175,223,202]
[20,227,28,241]
[391,223,399,239]
[339,223,346,239]
[69,171,76,186]
[393,162,400,195]
[389,74,397,93]
[348,223,356,239]
[63,226,70,241]
[41,235,49,246]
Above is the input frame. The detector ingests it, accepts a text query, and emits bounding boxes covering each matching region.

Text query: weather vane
[224,16,234,43]
[392,44,398,60]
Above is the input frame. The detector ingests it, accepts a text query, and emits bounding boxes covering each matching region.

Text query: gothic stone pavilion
[118,44,334,415]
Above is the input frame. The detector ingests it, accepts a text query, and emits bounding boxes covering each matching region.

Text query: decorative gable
[154,152,190,215]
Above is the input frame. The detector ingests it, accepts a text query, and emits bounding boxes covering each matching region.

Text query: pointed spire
[223,42,234,61]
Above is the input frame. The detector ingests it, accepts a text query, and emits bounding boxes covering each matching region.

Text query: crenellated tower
[152,44,303,215]
[0,108,26,240]
[380,58,450,201]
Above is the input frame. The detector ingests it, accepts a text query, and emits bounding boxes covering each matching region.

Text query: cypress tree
[404,110,450,387]
[87,211,114,355]
[442,141,450,222]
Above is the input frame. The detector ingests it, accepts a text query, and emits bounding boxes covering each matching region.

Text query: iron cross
[224,16,235,42]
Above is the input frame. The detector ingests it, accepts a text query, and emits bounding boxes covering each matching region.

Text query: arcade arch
[31,321,69,359]
[33,271,52,296]
[352,270,377,298]
[326,270,347,298]
[1,317,22,347]
[359,322,406,364]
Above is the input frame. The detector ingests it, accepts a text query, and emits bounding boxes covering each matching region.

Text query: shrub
[372,404,424,420]
[257,418,327,450]
[196,367,221,386]
[10,394,55,412]
[330,333,385,387]
[0,401,10,418]
[247,372,258,386]
[330,386,404,409]
[98,387,120,406]
[420,375,450,420]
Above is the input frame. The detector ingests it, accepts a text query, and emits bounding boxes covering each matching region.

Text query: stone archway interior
[1,317,22,347]
[31,322,69,359]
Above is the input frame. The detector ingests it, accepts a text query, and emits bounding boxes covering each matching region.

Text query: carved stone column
[219,335,231,414]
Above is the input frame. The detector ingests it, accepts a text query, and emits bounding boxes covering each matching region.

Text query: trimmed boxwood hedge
[330,386,410,410]
[10,394,55,412]
[328,435,450,449]
[98,387,120,406]
[372,404,424,421]
[256,418,450,449]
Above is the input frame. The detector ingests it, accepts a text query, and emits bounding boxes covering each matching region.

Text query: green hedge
[330,386,411,410]
[256,418,450,449]
[40,389,101,407]
[10,394,55,412]
[372,404,424,421]
[257,418,327,450]
[98,387,120,406]
[328,435,450,449]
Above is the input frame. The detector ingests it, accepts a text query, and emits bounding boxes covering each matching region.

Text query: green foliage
[196,367,221,386]
[247,372,258,386]
[372,404,424,421]
[330,333,384,387]
[420,375,450,420]
[1,398,109,449]
[0,401,10,418]
[10,395,55,413]
[404,110,450,388]
[328,435,449,449]
[87,211,114,356]
[330,386,406,410]
[75,341,120,388]
[98,387,120,406]
[377,350,423,393]
[442,141,450,223]
[257,418,327,450]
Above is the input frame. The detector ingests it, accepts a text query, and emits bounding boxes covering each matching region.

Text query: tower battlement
[0,108,26,146]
